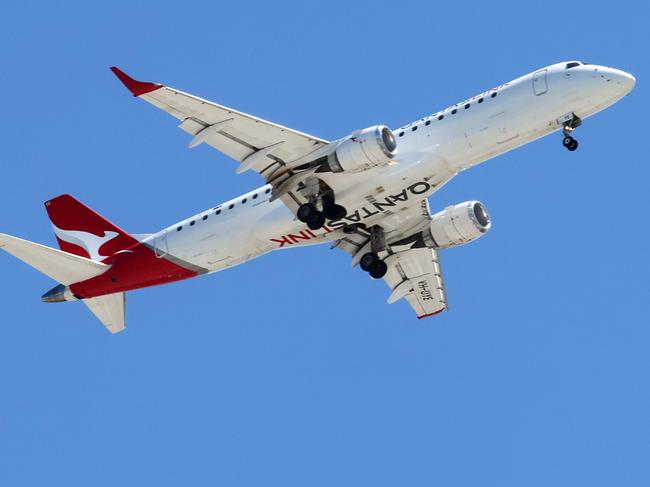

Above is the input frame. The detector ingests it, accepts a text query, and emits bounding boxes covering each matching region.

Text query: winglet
[110,66,163,97]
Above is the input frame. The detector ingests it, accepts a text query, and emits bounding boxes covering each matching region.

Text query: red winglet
[417,308,446,319]
[110,66,163,97]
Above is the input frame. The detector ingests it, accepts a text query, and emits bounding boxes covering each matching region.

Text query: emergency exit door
[533,69,548,95]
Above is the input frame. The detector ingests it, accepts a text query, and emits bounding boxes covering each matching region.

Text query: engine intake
[427,201,491,249]
[330,125,397,173]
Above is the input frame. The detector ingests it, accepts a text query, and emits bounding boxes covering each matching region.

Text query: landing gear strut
[359,226,388,279]
[560,113,581,152]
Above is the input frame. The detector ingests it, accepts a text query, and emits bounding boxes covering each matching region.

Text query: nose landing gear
[563,135,579,151]
[559,113,582,152]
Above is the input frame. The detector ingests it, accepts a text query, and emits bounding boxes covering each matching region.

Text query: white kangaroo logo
[52,224,119,261]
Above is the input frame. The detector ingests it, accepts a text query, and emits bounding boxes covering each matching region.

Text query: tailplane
[83,293,126,334]
[44,194,139,262]
[0,232,108,285]
[0,232,126,334]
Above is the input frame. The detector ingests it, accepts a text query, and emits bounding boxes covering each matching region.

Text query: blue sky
[0,1,648,485]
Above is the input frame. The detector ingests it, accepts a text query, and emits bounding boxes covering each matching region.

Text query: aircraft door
[533,69,548,95]
[153,232,168,258]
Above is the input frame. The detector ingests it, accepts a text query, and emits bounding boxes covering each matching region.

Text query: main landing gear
[297,201,347,230]
[297,185,347,230]
[359,225,388,279]
[360,251,388,279]
[560,113,582,152]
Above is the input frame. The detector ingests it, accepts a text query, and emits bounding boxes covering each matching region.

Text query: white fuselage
[143,62,635,274]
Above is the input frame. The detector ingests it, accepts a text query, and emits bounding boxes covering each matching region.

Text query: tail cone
[42,284,77,303]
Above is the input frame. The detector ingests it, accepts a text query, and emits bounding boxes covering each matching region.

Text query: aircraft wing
[382,247,448,318]
[334,202,448,319]
[110,67,329,182]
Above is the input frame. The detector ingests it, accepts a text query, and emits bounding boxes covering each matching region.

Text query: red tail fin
[44,194,139,262]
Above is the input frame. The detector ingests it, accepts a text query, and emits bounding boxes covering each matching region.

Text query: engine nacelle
[426,201,491,249]
[330,125,397,173]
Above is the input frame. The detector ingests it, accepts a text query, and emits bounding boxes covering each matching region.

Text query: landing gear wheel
[323,203,347,220]
[297,203,317,223]
[306,211,325,230]
[368,260,388,279]
[360,252,380,272]
[562,135,579,151]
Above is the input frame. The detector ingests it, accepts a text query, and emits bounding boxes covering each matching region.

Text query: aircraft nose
[606,67,636,94]
[618,70,636,92]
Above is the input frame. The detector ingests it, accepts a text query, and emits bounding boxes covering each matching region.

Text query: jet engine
[426,201,491,249]
[329,125,397,173]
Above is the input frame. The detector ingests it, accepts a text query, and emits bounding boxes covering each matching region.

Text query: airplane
[0,61,635,333]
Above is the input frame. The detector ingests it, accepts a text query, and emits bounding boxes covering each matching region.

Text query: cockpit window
[565,62,581,69]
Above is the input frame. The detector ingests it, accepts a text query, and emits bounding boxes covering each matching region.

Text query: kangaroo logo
[52,224,119,261]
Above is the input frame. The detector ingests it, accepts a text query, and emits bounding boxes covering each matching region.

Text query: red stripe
[417,308,446,319]
[70,243,197,298]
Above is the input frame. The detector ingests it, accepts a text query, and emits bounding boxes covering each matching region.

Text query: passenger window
[215,209,221,215]
[190,221,195,226]
[253,194,258,199]
[464,103,470,109]
[491,92,497,98]
[265,188,271,194]
[202,215,208,220]
[177,226,182,231]
[438,114,444,120]
[425,120,431,126]
[478,98,484,103]
[399,131,404,137]
[228,204,234,209]
[451,108,457,114]
[242,198,247,204]
[412,125,418,131]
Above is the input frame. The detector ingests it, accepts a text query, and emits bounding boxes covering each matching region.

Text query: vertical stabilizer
[44,194,139,262]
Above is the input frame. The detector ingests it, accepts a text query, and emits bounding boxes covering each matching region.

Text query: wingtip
[110,66,162,97]
[417,308,446,319]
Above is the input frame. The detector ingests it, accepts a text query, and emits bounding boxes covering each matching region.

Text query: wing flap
[383,248,448,318]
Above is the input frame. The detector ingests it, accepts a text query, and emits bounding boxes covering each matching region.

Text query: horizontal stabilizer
[84,292,126,334]
[0,232,108,285]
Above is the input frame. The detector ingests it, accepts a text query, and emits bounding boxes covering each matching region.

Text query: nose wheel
[563,135,579,151]
[560,113,582,152]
